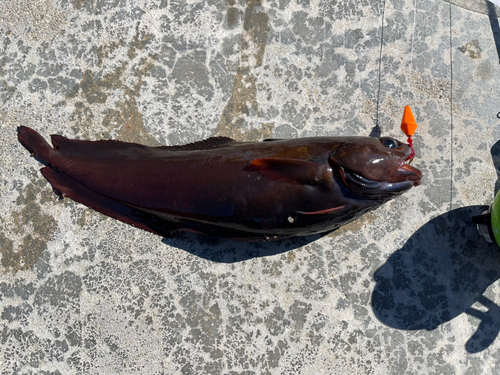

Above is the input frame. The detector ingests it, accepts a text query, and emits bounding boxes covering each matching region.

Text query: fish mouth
[396,151,422,182]
[333,159,422,199]
[397,162,422,185]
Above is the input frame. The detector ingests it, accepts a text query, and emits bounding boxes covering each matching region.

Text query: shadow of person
[372,205,500,353]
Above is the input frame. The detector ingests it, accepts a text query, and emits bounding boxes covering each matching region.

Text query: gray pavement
[2,0,500,373]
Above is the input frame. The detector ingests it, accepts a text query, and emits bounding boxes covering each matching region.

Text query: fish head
[329,136,422,199]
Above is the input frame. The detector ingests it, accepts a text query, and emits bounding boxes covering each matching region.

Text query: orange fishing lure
[401,106,417,160]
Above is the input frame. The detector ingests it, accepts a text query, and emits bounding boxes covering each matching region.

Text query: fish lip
[382,180,418,195]
[397,163,422,185]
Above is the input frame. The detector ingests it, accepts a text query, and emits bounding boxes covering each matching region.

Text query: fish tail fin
[17,126,55,164]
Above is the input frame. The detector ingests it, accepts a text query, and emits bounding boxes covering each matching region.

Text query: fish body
[17,126,421,241]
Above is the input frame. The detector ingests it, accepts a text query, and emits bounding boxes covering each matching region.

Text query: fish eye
[381,138,397,149]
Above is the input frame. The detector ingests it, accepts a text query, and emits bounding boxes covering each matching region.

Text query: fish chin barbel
[17,126,421,242]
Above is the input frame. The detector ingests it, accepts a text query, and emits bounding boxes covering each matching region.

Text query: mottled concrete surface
[2,0,500,373]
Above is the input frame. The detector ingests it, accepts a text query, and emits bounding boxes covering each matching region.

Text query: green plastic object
[491,191,500,246]
[472,193,500,247]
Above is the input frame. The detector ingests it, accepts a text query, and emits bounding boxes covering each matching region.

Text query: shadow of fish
[17,127,421,241]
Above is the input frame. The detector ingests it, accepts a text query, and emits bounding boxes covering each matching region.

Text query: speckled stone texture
[2,0,500,373]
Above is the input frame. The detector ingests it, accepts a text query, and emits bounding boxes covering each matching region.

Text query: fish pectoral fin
[40,166,181,238]
[246,158,326,185]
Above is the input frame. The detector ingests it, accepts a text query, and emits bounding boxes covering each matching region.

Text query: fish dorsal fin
[49,134,237,159]
[246,158,326,185]
[52,135,236,152]
[160,136,236,151]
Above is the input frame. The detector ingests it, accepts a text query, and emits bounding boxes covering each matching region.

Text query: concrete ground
[2,0,500,373]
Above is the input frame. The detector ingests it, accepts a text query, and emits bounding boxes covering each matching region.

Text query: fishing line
[409,0,417,79]
[449,1,454,211]
[372,0,387,138]
[402,0,418,158]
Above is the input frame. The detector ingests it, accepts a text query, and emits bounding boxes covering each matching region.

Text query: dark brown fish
[17,126,421,241]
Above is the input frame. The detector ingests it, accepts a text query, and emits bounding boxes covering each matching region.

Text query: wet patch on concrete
[328,211,379,239]
[104,56,159,145]
[214,0,274,141]
[458,39,482,59]
[1,182,57,273]
[225,0,241,29]
[97,40,125,68]
[412,73,452,101]
[68,23,159,145]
